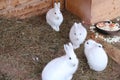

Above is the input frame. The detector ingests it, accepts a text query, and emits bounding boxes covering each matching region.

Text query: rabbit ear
[64,44,68,53]
[78,22,83,27]
[73,22,78,31]
[74,22,77,26]
[54,3,58,8]
[97,43,103,48]
[74,22,77,28]
[54,2,60,11]
[78,22,82,25]
[68,42,73,49]
[64,43,74,55]
[54,2,60,9]
[64,43,70,55]
[57,2,60,9]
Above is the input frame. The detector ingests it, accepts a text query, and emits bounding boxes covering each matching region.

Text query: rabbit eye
[98,45,102,48]
[69,57,72,60]
[86,42,89,44]
[54,12,56,14]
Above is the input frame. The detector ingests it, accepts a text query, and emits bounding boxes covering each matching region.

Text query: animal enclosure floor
[0,10,120,80]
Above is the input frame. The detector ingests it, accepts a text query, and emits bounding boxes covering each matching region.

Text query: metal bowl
[94,21,120,34]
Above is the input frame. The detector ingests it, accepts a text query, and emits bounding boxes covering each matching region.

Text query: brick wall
[0,0,65,19]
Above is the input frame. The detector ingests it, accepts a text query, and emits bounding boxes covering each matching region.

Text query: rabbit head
[53,2,62,20]
[72,22,87,42]
[64,43,79,67]
[84,39,103,49]
[69,22,87,49]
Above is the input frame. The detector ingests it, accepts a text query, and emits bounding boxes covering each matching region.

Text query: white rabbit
[84,39,108,72]
[42,43,79,80]
[46,2,63,31]
[69,22,87,49]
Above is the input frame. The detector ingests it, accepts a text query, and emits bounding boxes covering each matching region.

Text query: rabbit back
[84,46,108,71]
[42,56,78,80]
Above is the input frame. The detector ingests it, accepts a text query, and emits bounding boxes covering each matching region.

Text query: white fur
[84,39,108,71]
[69,22,87,49]
[42,43,79,80]
[46,2,63,31]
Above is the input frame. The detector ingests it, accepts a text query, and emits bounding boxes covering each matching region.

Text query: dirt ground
[0,10,120,80]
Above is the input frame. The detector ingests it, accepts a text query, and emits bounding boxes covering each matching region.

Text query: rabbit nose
[56,17,59,20]
[76,38,79,41]
[72,64,76,67]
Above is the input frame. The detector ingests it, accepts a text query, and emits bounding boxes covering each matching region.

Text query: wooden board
[66,0,120,25]
[0,0,65,19]
[66,0,91,24]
